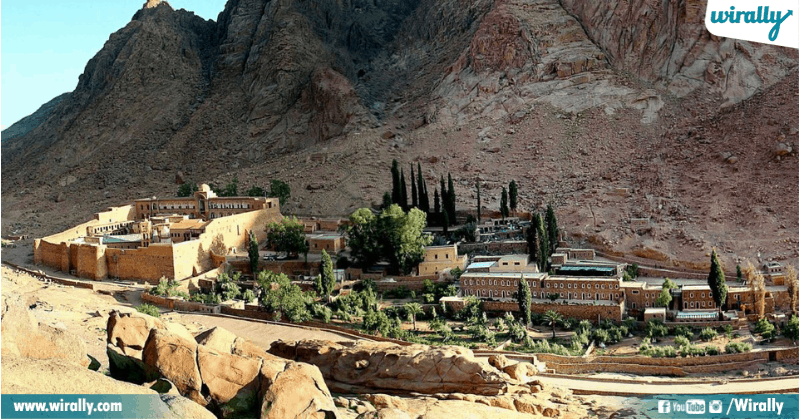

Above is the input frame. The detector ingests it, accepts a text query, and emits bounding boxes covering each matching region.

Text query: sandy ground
[168,313,355,349]
[536,374,800,395]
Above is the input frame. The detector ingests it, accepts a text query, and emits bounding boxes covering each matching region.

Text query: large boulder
[2,356,214,419]
[503,362,537,382]
[1,296,89,367]
[195,326,238,353]
[269,340,519,395]
[259,360,339,419]
[233,337,281,361]
[107,343,161,384]
[142,328,204,404]
[108,310,166,356]
[197,345,261,417]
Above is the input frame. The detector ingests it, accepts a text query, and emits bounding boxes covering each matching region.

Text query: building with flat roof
[418,244,468,277]
[34,184,283,283]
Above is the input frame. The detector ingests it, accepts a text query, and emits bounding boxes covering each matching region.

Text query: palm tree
[404,302,424,331]
[542,310,563,339]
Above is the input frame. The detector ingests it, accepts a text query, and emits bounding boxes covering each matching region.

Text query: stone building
[34,184,283,283]
[307,233,346,254]
[417,244,468,277]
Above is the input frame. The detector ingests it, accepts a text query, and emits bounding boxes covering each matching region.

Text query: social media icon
[658,400,671,413]
[686,399,706,414]
[710,400,723,413]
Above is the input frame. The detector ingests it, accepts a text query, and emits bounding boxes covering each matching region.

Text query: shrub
[699,327,718,341]
[725,342,752,354]
[645,320,668,339]
[242,289,256,304]
[470,325,496,347]
[136,304,160,318]
[754,318,775,338]
[704,345,720,356]
[674,335,690,347]
[422,293,436,304]
[592,328,610,344]
[638,343,678,358]
[607,326,623,343]
[679,344,705,357]
[723,324,734,339]
[507,321,527,343]
[576,320,593,333]
[784,315,799,341]
[673,325,693,340]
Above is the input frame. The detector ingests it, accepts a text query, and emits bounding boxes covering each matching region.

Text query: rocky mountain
[1,0,797,267]
[1,92,70,142]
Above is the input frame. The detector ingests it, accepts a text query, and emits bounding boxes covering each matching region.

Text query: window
[532,292,537,297]
[446,254,449,259]
[514,281,518,286]
[581,284,585,289]
[595,284,599,289]
[701,293,705,298]
[532,281,537,288]
[616,284,619,289]
[560,283,564,289]
[690,302,695,308]
[690,293,695,298]
[645,302,650,307]
[701,301,705,308]
[546,283,551,288]
[435,254,438,260]
[601,284,605,289]
[631,290,639,294]
[568,283,572,289]
[632,302,637,309]
[559,293,564,298]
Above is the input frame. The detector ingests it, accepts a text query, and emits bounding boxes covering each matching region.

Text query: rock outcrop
[107,315,340,418]
[2,295,90,367]
[269,339,522,395]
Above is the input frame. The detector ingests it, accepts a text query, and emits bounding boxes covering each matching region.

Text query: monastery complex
[34,184,282,283]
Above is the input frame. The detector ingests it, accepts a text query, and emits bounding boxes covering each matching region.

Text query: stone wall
[482,300,624,322]
[141,293,176,309]
[458,241,527,255]
[106,244,175,283]
[374,276,442,292]
[75,243,107,280]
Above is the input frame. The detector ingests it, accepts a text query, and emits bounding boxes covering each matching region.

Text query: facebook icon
[658,400,671,413]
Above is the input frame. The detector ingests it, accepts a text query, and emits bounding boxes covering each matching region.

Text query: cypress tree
[517,275,532,327]
[417,163,426,211]
[447,173,456,225]
[248,231,260,275]
[391,160,400,205]
[320,249,336,300]
[500,187,509,220]
[381,192,392,209]
[476,181,481,222]
[708,249,728,309]
[509,180,518,214]
[545,204,559,254]
[526,217,541,267]
[532,214,548,272]
[400,169,408,210]
[421,181,430,213]
[410,165,418,209]
[443,210,449,235]
[434,188,441,224]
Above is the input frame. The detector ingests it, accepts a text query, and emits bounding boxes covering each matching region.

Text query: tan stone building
[418,245,468,277]
[307,233,346,254]
[34,184,282,283]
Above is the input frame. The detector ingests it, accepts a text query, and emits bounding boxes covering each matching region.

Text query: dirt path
[536,375,800,396]
[171,313,357,350]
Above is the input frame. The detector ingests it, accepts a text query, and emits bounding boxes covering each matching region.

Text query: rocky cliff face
[1,0,797,268]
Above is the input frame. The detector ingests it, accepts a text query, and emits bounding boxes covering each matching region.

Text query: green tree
[526,215,541,268]
[379,205,432,274]
[222,176,239,197]
[136,304,161,318]
[442,210,449,236]
[784,315,799,341]
[476,181,482,222]
[177,182,198,197]
[656,288,672,308]
[269,180,291,206]
[248,231,260,274]
[500,187,509,220]
[531,214,549,272]
[509,180,518,214]
[246,185,265,197]
[433,188,441,223]
[543,310,563,339]
[404,302,424,331]
[707,249,728,309]
[265,217,308,259]
[736,264,743,282]
[391,159,401,205]
[545,204,559,254]
[517,276,532,327]
[439,176,446,221]
[662,277,678,289]
[381,192,393,209]
[447,173,456,225]
[416,163,427,212]
[410,165,418,209]
[257,271,310,323]
[319,249,336,300]
[342,208,381,268]
[400,169,408,210]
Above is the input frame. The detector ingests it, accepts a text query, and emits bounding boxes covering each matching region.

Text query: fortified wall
[34,197,282,283]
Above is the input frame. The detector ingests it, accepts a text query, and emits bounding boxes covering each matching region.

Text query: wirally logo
[705,0,798,48]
